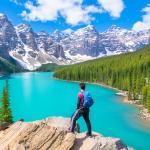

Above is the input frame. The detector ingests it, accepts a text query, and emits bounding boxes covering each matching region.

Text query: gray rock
[0,14,18,60]
[0,117,132,150]
[15,24,37,50]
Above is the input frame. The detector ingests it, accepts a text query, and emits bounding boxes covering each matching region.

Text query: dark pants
[70,108,92,134]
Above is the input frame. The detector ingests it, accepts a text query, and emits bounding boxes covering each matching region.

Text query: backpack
[83,91,94,107]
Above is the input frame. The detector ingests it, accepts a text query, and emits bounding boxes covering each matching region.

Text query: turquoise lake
[0,72,150,150]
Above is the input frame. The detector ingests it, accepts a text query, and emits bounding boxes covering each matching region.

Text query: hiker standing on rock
[70,83,94,136]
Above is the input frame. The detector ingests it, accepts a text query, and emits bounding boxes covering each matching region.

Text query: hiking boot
[68,130,74,134]
[86,132,92,137]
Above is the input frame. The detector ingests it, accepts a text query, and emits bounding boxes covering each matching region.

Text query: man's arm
[77,97,80,109]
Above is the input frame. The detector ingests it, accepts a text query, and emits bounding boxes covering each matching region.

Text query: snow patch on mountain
[0,14,150,70]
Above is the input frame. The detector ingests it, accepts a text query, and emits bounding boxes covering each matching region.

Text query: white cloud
[20,0,103,25]
[132,4,150,31]
[97,0,125,18]
[10,0,23,6]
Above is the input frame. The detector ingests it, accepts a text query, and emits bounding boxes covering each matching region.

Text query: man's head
[79,83,86,91]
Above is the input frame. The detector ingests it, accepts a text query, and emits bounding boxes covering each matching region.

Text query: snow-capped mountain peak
[109,24,121,30]
[15,24,32,33]
[37,31,49,36]
[75,24,98,36]
[0,13,7,19]
[0,13,4,16]
[106,25,127,33]
[62,28,73,35]
[84,24,96,30]
[0,13,150,70]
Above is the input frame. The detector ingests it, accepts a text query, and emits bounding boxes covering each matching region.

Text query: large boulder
[0,117,132,150]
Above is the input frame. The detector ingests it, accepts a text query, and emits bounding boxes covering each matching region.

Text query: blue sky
[0,0,150,33]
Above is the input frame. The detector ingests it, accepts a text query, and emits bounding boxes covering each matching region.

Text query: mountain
[11,23,68,70]
[0,13,18,61]
[60,25,100,58]
[0,13,150,70]
[98,25,150,55]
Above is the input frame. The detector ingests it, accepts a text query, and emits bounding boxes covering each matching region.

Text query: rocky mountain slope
[0,117,133,150]
[0,13,150,70]
[0,57,22,74]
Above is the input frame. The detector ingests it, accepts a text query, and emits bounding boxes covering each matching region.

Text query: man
[70,83,93,136]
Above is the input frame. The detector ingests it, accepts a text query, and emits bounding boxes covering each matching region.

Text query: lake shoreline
[122,97,150,125]
[54,77,150,126]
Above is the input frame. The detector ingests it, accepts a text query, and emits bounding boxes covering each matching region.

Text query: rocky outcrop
[15,24,38,51]
[61,25,100,57]
[0,117,133,150]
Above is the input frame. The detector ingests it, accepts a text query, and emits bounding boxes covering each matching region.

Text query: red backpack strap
[78,92,84,104]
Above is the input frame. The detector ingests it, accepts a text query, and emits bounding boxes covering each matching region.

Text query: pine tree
[146,86,150,112]
[1,80,13,123]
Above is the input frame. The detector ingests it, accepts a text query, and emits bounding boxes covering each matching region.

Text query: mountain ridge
[0,13,150,70]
